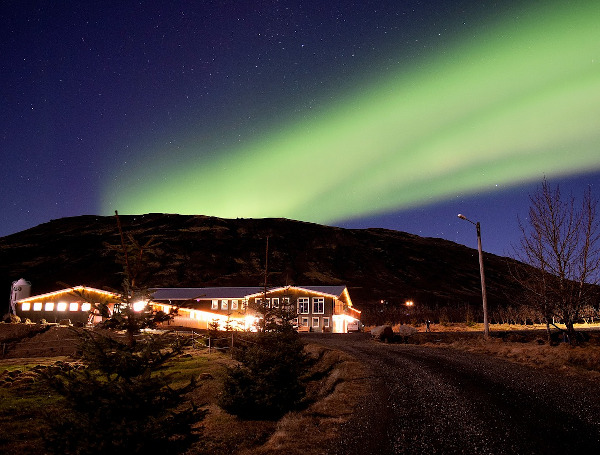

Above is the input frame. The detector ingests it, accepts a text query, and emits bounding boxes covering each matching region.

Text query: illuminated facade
[15,286,121,325]
[15,284,360,333]
[150,285,361,333]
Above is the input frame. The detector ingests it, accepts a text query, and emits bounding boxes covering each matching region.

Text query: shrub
[219,332,309,420]
[41,331,204,454]
[5,314,21,323]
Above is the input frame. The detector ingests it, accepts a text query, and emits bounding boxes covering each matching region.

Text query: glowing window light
[69,303,79,311]
[33,302,43,311]
[22,302,31,311]
[133,301,146,312]
[81,302,91,312]
[57,302,67,311]
[45,302,54,311]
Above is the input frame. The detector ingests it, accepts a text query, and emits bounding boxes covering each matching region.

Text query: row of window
[211,299,244,310]
[298,297,324,314]
[298,316,330,328]
[209,297,327,314]
[254,297,290,308]
[21,302,92,312]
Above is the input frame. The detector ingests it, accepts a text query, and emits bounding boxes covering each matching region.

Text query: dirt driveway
[309,333,600,454]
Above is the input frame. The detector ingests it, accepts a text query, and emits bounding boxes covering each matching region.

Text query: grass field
[0,342,367,455]
[2,322,599,454]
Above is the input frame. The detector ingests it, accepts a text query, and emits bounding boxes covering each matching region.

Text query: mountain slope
[0,214,523,314]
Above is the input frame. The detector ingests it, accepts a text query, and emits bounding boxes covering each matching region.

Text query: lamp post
[458,214,489,338]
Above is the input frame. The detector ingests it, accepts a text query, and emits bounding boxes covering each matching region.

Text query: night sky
[2,1,599,257]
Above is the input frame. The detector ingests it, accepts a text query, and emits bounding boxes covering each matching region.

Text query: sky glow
[104,2,600,224]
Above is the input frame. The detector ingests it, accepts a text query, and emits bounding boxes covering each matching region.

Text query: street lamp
[458,214,489,338]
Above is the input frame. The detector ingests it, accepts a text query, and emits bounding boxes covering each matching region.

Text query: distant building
[151,285,361,333]
[14,285,121,325]
[15,284,361,333]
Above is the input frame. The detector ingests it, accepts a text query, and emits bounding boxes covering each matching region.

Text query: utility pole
[458,214,489,339]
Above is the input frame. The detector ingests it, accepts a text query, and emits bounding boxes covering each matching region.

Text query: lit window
[33,302,43,311]
[133,301,146,312]
[272,298,279,308]
[211,300,219,310]
[312,317,320,328]
[313,297,324,314]
[221,300,228,310]
[81,302,91,312]
[323,317,330,328]
[45,302,54,311]
[57,302,67,311]
[256,298,262,306]
[231,300,239,310]
[22,302,31,311]
[298,298,309,314]
[301,317,309,327]
[69,302,79,311]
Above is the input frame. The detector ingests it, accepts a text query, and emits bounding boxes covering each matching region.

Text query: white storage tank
[10,278,31,314]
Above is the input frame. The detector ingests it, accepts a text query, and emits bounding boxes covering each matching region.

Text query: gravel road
[309,333,600,455]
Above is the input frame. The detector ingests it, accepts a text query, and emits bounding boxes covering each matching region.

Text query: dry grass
[240,345,368,455]
[436,336,600,379]
[186,343,369,455]
[0,323,368,455]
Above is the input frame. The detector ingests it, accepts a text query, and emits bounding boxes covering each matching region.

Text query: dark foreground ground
[309,332,600,455]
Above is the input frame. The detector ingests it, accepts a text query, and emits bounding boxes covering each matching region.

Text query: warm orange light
[18,286,120,303]
[133,301,147,312]
[405,300,414,307]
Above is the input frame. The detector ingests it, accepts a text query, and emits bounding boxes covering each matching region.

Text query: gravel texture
[310,333,600,455]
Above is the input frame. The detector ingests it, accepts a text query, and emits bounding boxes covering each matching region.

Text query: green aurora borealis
[103,1,600,224]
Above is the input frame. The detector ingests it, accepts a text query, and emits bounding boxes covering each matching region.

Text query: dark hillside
[0,214,524,314]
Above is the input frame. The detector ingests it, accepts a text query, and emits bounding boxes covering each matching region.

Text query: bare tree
[512,179,600,343]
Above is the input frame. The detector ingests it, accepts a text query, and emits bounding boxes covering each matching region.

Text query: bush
[371,325,394,342]
[4,314,21,323]
[219,332,309,420]
[42,331,204,454]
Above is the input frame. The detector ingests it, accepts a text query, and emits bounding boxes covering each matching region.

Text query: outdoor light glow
[332,314,359,324]
[104,2,600,224]
[133,301,147,312]
[244,315,260,331]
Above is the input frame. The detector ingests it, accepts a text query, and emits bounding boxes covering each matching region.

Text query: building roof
[150,285,349,302]
[150,287,264,301]
[17,285,121,303]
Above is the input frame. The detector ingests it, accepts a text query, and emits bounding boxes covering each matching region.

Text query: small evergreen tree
[41,212,204,454]
[219,331,309,420]
[42,331,205,454]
